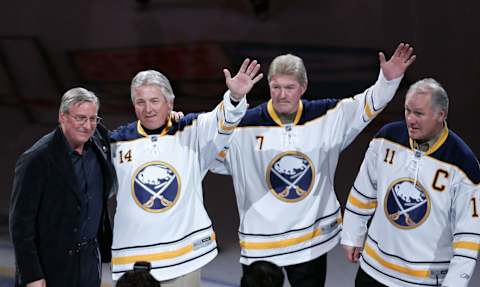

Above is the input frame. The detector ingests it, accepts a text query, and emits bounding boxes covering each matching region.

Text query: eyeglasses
[68,113,102,125]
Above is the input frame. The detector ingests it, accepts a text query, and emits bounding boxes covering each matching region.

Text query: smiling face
[133,85,173,130]
[404,91,446,141]
[59,101,98,152]
[269,74,306,116]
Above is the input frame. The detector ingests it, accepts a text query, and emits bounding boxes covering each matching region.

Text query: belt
[68,238,98,255]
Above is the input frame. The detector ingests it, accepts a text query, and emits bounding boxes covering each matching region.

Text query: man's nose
[145,102,153,112]
[406,114,416,124]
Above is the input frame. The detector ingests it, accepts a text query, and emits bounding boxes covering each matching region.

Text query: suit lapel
[49,127,83,202]
[92,128,113,199]
[92,129,109,162]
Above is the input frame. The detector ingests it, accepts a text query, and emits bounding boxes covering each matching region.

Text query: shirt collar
[60,129,92,156]
[137,117,172,137]
[267,100,303,126]
[409,122,449,155]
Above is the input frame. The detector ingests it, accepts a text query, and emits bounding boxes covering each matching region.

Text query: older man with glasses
[9,87,116,287]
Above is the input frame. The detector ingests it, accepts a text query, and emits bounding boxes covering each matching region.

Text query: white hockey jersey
[109,93,247,281]
[211,71,403,266]
[342,121,480,287]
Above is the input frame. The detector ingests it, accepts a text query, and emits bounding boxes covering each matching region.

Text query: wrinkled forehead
[133,85,168,100]
[405,91,433,107]
[67,100,99,114]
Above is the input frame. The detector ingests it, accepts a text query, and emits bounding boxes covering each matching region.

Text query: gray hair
[268,54,308,86]
[59,87,99,115]
[130,70,175,103]
[406,78,449,116]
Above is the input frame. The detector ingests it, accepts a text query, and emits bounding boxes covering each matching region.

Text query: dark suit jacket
[9,125,116,287]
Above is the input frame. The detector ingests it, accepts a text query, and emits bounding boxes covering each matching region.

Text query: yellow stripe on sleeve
[453,241,480,251]
[217,102,237,133]
[348,194,377,210]
[364,101,375,119]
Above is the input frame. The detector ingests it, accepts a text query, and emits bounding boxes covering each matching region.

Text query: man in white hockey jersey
[210,43,416,286]
[109,59,263,286]
[341,78,480,287]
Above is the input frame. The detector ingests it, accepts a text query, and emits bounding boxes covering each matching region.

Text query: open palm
[380,43,416,80]
[224,59,263,100]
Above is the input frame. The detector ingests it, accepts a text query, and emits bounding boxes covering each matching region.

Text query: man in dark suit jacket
[9,87,116,287]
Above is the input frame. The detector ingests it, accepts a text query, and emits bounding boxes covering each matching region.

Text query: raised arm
[370,43,416,110]
[325,43,415,151]
[196,58,263,172]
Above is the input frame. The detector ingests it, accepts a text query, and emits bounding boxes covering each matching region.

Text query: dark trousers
[355,267,388,287]
[242,254,327,287]
[76,240,102,287]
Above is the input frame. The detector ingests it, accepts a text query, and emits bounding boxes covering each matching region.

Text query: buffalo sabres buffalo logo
[384,178,430,229]
[131,161,181,213]
[266,152,315,202]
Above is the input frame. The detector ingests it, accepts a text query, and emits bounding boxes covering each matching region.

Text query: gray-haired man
[109,59,263,286]
[342,78,480,287]
[10,87,116,287]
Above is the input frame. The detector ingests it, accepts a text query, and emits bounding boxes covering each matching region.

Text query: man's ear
[438,109,447,122]
[300,80,308,96]
[59,112,65,125]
